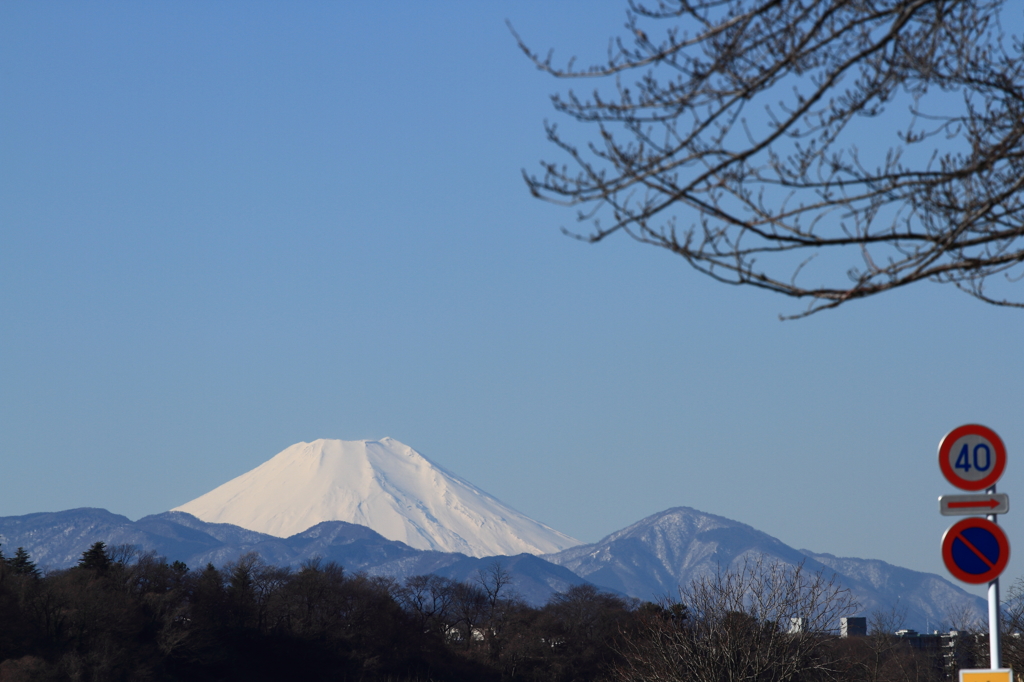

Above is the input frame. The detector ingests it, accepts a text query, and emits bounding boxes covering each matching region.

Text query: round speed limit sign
[938,424,1006,491]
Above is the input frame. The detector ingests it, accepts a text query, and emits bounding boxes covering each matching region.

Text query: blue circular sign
[941,517,1010,584]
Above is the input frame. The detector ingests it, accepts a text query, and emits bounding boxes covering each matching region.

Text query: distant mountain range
[0,505,984,629]
[543,507,983,629]
[0,437,988,629]
[0,508,590,606]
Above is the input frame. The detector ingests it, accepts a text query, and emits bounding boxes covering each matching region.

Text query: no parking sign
[941,517,1010,584]
[937,424,1010,672]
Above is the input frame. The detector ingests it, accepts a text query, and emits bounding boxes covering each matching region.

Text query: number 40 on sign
[957,444,994,473]
[939,425,1007,491]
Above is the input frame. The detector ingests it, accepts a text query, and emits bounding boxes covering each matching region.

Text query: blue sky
[3,2,1023,595]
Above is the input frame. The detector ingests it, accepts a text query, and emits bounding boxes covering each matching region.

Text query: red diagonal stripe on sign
[956,531,997,570]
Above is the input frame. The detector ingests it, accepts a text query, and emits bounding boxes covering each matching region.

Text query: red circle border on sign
[938,424,1006,491]
[941,517,1010,585]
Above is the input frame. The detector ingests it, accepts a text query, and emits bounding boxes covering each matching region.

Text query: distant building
[895,628,978,677]
[841,617,867,637]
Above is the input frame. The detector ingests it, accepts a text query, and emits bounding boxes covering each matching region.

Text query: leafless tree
[396,573,459,635]
[475,560,523,661]
[843,605,944,682]
[449,580,489,649]
[929,579,1024,675]
[999,575,1024,672]
[615,555,858,681]
[107,543,139,567]
[224,552,291,633]
[476,559,518,613]
[868,602,908,635]
[942,600,984,633]
[283,557,348,638]
[515,0,1024,317]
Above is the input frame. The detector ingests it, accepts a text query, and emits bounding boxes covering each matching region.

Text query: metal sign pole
[988,484,1001,669]
[940,426,1012,680]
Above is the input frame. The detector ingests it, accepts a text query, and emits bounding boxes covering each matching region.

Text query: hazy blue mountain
[0,508,590,605]
[0,508,172,568]
[800,549,986,631]
[543,507,986,630]
[0,505,988,627]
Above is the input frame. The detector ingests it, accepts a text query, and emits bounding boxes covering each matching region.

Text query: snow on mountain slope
[545,506,810,599]
[544,507,985,630]
[173,438,580,557]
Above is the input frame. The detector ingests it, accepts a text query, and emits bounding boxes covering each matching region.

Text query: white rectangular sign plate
[940,494,1009,516]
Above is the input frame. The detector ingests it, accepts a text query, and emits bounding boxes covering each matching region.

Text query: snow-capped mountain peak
[173,438,580,557]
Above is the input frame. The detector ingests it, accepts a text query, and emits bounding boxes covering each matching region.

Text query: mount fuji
[173,438,580,558]
[0,456,987,625]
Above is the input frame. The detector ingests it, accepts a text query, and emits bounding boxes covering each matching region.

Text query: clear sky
[3,2,1023,596]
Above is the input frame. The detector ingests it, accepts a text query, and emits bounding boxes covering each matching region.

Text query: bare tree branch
[615,555,859,681]
[516,0,1024,317]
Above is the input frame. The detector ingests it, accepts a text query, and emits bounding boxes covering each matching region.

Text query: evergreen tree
[8,547,40,577]
[77,541,111,573]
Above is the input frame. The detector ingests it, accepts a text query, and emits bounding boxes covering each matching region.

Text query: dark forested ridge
[0,543,1003,682]
[0,543,633,681]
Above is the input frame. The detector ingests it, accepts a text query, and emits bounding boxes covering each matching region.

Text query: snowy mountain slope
[172,438,580,557]
[800,550,986,630]
[544,507,985,630]
[0,508,289,570]
[0,508,154,568]
[545,506,811,598]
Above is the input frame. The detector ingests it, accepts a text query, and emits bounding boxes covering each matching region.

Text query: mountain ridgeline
[0,506,984,629]
[0,438,987,629]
